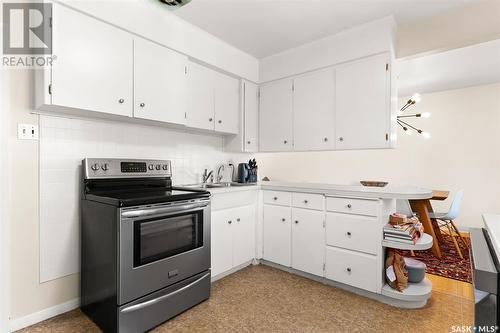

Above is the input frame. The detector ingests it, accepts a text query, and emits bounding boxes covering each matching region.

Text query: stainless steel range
[81,158,211,333]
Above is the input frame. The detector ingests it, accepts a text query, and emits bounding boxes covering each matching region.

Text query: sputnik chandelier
[397,93,431,138]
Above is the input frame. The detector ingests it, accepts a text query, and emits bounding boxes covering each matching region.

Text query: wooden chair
[428,190,468,259]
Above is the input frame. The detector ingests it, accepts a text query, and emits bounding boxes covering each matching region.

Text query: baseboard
[10,298,80,332]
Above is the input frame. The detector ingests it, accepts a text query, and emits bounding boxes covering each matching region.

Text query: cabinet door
[51,4,133,117]
[134,38,187,125]
[186,62,215,130]
[335,53,391,149]
[233,205,256,267]
[263,205,291,266]
[259,79,293,152]
[214,72,240,134]
[291,208,325,276]
[211,210,233,277]
[244,81,259,152]
[293,69,336,151]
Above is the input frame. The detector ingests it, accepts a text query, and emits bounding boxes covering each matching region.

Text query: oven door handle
[120,272,210,314]
[121,202,209,218]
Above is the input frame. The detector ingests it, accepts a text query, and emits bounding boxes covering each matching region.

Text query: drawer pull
[236,218,241,222]
[228,220,232,224]
[346,267,352,273]
[273,197,278,201]
[303,200,308,204]
[281,218,286,222]
[347,204,352,209]
[346,231,352,237]
[295,220,299,224]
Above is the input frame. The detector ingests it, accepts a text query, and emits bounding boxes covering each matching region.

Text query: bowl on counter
[360,180,388,187]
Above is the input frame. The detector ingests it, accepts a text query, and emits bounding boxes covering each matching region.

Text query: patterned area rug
[401,233,472,283]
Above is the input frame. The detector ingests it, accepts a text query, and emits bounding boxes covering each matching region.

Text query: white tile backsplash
[39,115,251,282]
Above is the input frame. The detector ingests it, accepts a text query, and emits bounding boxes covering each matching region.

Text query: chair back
[397,199,414,217]
[445,190,464,220]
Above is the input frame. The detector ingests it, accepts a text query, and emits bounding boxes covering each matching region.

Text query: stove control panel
[83,158,172,179]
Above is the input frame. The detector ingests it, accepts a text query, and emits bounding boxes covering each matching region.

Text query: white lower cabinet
[291,208,325,276]
[211,204,256,277]
[326,213,379,255]
[325,246,379,293]
[263,204,292,267]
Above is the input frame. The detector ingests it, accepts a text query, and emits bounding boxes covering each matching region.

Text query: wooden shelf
[381,278,432,302]
[382,233,433,251]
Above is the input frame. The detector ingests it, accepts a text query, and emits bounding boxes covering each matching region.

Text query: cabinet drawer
[325,247,379,293]
[263,191,292,206]
[326,213,379,255]
[292,193,324,211]
[326,197,379,216]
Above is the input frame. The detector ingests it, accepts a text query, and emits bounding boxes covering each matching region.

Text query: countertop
[194,181,432,200]
[483,213,500,257]
[260,181,433,200]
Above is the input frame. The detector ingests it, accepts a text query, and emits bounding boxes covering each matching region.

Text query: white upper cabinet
[335,53,391,150]
[214,72,240,134]
[134,38,188,125]
[186,62,215,131]
[243,81,259,152]
[259,78,294,152]
[293,69,336,151]
[51,4,133,117]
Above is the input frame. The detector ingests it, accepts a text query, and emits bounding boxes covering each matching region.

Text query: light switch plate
[18,123,39,140]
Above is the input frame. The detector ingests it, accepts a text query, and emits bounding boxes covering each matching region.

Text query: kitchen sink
[182,182,257,189]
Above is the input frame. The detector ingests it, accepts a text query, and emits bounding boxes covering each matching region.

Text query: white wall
[57,0,259,82]
[259,16,396,83]
[256,84,500,229]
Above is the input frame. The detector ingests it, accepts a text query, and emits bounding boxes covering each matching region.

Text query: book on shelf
[384,236,417,245]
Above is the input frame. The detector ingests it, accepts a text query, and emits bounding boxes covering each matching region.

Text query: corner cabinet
[335,53,392,150]
[48,4,133,117]
[259,78,294,152]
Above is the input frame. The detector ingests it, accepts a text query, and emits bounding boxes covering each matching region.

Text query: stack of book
[384,221,423,244]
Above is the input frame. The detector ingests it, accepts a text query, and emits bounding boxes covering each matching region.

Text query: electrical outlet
[18,123,39,140]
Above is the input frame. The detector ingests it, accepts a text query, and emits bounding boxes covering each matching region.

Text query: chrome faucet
[216,164,225,183]
[202,169,213,184]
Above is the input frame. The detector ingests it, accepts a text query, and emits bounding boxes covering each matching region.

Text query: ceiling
[174,0,476,58]
[398,39,500,97]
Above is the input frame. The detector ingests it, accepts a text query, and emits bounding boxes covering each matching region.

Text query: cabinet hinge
[184,66,187,75]
[258,89,261,98]
[385,63,389,71]
[385,133,389,141]
[48,84,52,95]
[323,220,326,228]
[185,112,187,119]
[49,17,53,28]
[292,83,294,92]
[323,263,326,271]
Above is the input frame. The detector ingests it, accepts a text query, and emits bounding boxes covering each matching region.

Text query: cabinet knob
[339,137,344,142]
[347,231,352,237]
[273,197,278,201]
[139,102,145,108]
[346,267,352,273]
[283,140,288,144]
[237,218,241,222]
[347,204,352,209]
[247,141,251,144]
[118,98,125,104]
[324,137,328,142]
[303,200,308,204]
[295,220,299,224]
[209,118,213,122]
[218,120,222,124]
[281,218,286,222]
[228,220,232,224]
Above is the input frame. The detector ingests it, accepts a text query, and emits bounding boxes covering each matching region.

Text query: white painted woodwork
[263,191,292,207]
[292,192,324,211]
[326,197,380,216]
[325,246,379,293]
[244,81,259,152]
[233,205,256,267]
[259,79,294,152]
[326,213,379,255]
[51,4,133,117]
[293,69,336,151]
[335,53,391,149]
[211,209,233,276]
[263,204,292,266]
[186,61,215,130]
[134,38,187,124]
[291,208,325,276]
[214,72,240,134]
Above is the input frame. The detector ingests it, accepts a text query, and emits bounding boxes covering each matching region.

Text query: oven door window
[134,210,203,267]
